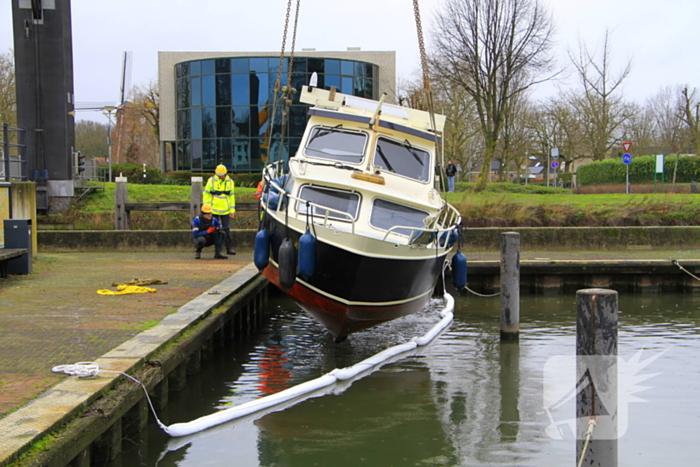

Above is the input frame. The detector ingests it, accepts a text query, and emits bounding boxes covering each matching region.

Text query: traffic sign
[551,148,559,158]
[622,153,632,164]
[623,142,633,152]
[551,160,559,169]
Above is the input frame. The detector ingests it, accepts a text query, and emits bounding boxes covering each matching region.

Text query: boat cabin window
[297,185,360,222]
[303,126,367,164]
[370,199,428,236]
[373,137,431,182]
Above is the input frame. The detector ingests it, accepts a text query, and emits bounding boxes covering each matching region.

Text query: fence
[114,177,258,230]
[1,124,27,182]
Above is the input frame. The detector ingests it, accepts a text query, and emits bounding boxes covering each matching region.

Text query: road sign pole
[626,164,629,194]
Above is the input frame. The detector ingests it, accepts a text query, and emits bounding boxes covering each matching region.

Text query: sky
[1,0,698,123]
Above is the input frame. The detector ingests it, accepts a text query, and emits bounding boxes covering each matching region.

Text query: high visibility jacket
[203,176,236,215]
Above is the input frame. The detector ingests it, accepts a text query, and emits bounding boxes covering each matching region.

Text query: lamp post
[103,106,117,182]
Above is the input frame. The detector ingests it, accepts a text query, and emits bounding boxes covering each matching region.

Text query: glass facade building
[173,56,379,173]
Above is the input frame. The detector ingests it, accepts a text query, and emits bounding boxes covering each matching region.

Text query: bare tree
[678,86,700,157]
[431,0,556,191]
[75,120,109,159]
[0,50,16,126]
[569,30,635,160]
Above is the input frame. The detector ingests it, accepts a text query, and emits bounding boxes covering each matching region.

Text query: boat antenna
[413,0,446,192]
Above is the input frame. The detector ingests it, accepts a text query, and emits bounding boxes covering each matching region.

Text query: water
[120,293,700,466]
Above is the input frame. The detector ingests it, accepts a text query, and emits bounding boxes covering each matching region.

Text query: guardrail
[114,177,259,230]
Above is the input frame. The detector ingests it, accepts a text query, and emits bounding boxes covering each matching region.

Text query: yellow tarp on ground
[97,285,157,295]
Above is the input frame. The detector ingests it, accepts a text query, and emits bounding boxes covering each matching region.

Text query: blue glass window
[325,74,340,89]
[232,73,250,106]
[325,59,340,74]
[215,59,230,73]
[308,58,324,74]
[341,60,353,76]
[191,77,201,106]
[176,78,190,109]
[216,107,232,138]
[201,60,215,75]
[232,138,250,171]
[190,61,201,76]
[216,74,231,106]
[191,108,202,139]
[202,75,215,107]
[218,139,232,166]
[354,62,371,78]
[202,107,216,139]
[177,109,190,140]
[231,106,250,136]
[249,58,267,73]
[203,139,216,169]
[268,57,287,74]
[231,58,249,73]
[176,62,189,78]
[342,77,353,94]
[178,140,191,170]
[192,140,202,169]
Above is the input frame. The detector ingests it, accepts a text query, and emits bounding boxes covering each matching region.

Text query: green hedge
[577,155,700,185]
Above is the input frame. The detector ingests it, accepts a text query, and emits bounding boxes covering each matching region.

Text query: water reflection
[118,293,700,466]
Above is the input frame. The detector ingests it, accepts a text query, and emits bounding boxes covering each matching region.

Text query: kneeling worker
[192,204,227,259]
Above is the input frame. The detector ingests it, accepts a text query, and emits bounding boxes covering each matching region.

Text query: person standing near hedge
[203,164,237,255]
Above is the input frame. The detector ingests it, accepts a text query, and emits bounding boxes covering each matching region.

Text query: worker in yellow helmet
[192,204,226,259]
[202,164,236,255]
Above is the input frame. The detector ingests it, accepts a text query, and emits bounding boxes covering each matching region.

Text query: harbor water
[120,291,699,466]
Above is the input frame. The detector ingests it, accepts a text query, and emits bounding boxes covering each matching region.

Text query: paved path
[0,250,252,417]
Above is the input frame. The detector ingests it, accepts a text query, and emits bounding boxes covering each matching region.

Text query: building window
[174,56,379,172]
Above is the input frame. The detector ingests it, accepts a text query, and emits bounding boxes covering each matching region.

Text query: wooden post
[114,175,129,230]
[500,232,520,339]
[190,176,203,221]
[576,288,618,467]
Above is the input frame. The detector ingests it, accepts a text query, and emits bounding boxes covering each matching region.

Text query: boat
[255,81,462,341]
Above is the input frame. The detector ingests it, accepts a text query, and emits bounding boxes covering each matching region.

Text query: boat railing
[263,179,358,235]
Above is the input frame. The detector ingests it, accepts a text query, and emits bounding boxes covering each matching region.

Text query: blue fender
[297,229,317,281]
[451,249,467,290]
[253,228,270,271]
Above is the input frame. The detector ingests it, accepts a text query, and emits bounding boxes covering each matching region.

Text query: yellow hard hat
[201,203,213,213]
[215,164,227,176]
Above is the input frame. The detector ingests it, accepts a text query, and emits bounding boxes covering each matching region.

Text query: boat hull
[262,221,446,339]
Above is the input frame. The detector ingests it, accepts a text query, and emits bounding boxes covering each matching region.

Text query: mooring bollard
[114,175,129,230]
[576,288,618,467]
[500,232,520,339]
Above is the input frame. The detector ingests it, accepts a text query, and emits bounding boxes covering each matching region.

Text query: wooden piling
[500,232,520,339]
[576,288,618,467]
[190,176,203,220]
[114,176,129,230]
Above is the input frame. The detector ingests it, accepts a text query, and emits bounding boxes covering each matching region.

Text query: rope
[671,258,700,281]
[464,286,500,298]
[52,362,169,432]
[229,211,259,228]
[576,417,598,467]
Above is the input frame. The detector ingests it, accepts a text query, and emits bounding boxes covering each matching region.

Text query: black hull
[263,218,446,338]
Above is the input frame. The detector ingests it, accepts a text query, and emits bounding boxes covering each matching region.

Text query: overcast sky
[1,0,698,123]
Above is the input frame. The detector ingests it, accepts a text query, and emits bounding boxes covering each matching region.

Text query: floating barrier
[53,294,454,438]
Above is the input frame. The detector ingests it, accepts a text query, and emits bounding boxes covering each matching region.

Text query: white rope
[52,363,169,431]
[576,417,598,467]
[671,258,700,282]
[53,294,454,438]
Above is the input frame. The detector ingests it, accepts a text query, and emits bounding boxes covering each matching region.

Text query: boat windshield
[304,126,367,164]
[370,198,428,237]
[297,185,360,222]
[373,137,431,182]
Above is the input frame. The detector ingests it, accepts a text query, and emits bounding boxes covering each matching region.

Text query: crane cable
[267,0,301,165]
[413,0,446,192]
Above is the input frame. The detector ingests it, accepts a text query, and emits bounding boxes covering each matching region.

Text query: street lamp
[103,106,117,182]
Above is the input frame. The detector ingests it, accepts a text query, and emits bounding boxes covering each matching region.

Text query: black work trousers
[214,214,233,251]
